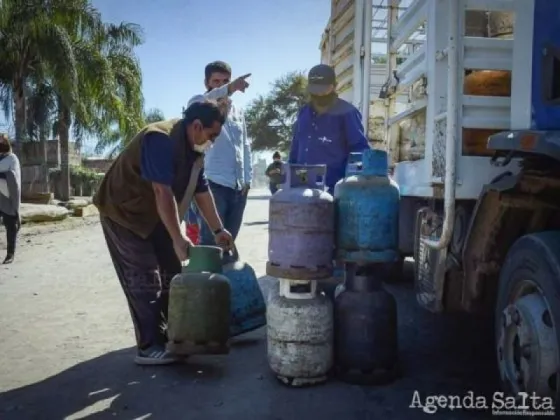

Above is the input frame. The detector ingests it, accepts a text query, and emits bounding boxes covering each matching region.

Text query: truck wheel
[495,232,560,402]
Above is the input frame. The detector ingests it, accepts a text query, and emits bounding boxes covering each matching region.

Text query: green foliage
[94,107,165,157]
[0,0,146,200]
[49,164,101,192]
[244,70,308,152]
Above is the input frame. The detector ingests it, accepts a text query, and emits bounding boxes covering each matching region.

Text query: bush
[49,166,102,197]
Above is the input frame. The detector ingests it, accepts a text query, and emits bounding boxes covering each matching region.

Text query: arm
[187,83,231,107]
[241,113,252,186]
[193,169,224,233]
[288,117,300,164]
[344,107,370,152]
[140,133,183,243]
[265,163,274,177]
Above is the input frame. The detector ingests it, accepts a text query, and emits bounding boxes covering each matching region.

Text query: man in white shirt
[188,61,252,263]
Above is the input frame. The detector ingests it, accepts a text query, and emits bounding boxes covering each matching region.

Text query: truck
[320,0,560,402]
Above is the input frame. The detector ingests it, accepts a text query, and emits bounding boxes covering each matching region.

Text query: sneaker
[3,254,14,264]
[134,345,179,366]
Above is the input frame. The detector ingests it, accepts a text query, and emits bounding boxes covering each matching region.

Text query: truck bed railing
[382,0,535,249]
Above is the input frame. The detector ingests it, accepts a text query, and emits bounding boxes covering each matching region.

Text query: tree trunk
[39,122,49,192]
[12,77,26,151]
[57,99,71,201]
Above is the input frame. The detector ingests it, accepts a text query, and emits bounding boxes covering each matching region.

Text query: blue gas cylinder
[334,149,400,263]
[346,152,363,176]
[267,164,335,280]
[223,261,267,337]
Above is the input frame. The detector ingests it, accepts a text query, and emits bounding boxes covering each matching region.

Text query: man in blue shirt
[289,64,370,194]
[188,61,252,263]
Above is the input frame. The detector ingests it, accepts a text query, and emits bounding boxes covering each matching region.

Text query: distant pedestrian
[93,101,234,366]
[265,151,284,195]
[188,61,253,264]
[289,64,370,194]
[0,134,21,265]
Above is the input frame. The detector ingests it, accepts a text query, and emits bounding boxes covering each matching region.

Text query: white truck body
[320,0,536,202]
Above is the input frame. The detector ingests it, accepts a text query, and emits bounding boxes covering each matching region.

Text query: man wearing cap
[289,64,370,194]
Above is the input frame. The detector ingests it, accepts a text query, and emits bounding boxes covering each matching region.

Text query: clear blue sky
[93,0,330,117]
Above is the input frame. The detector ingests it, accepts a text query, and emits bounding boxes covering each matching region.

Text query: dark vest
[93,119,200,239]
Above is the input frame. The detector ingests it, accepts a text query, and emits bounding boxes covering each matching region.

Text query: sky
[83,0,331,155]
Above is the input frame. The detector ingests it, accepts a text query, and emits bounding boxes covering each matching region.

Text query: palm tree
[26,81,57,188]
[0,0,100,144]
[54,21,145,200]
[95,107,165,158]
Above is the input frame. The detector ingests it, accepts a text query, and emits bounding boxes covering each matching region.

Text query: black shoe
[3,254,14,264]
[134,345,179,366]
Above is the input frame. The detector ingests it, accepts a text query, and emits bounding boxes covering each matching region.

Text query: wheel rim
[497,280,558,398]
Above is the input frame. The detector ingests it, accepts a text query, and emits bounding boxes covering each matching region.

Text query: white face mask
[193,140,212,154]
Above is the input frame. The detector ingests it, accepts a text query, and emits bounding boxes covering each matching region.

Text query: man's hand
[214,229,234,251]
[217,97,232,114]
[242,184,250,196]
[173,234,193,262]
[270,168,281,174]
[228,73,251,94]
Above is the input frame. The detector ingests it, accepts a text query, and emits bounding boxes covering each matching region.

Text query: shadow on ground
[0,268,497,420]
[244,221,269,227]
[247,195,270,200]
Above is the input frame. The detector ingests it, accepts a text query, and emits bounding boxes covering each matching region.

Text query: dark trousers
[101,216,181,350]
[269,183,278,195]
[200,180,248,262]
[1,211,19,255]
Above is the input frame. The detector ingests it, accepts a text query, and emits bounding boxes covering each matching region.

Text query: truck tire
[495,232,560,403]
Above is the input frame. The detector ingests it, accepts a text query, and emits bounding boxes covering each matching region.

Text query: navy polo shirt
[140,132,208,195]
[288,98,370,193]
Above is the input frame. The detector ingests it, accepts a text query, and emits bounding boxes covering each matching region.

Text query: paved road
[0,190,498,419]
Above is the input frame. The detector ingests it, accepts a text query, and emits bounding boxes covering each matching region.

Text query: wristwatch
[213,227,224,235]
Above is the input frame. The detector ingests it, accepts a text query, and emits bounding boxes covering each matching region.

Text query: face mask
[311,92,337,108]
[194,140,212,154]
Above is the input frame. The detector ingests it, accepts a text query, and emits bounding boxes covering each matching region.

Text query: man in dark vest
[93,100,233,366]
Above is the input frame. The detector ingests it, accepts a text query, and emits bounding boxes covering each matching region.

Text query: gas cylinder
[167,246,231,356]
[345,152,363,175]
[267,164,334,280]
[334,265,398,384]
[223,260,267,337]
[267,279,333,386]
[317,265,344,300]
[334,149,400,264]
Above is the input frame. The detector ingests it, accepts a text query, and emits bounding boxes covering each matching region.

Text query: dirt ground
[0,190,499,420]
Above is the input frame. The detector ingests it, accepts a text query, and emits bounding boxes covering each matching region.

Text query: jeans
[269,183,278,195]
[200,180,248,263]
